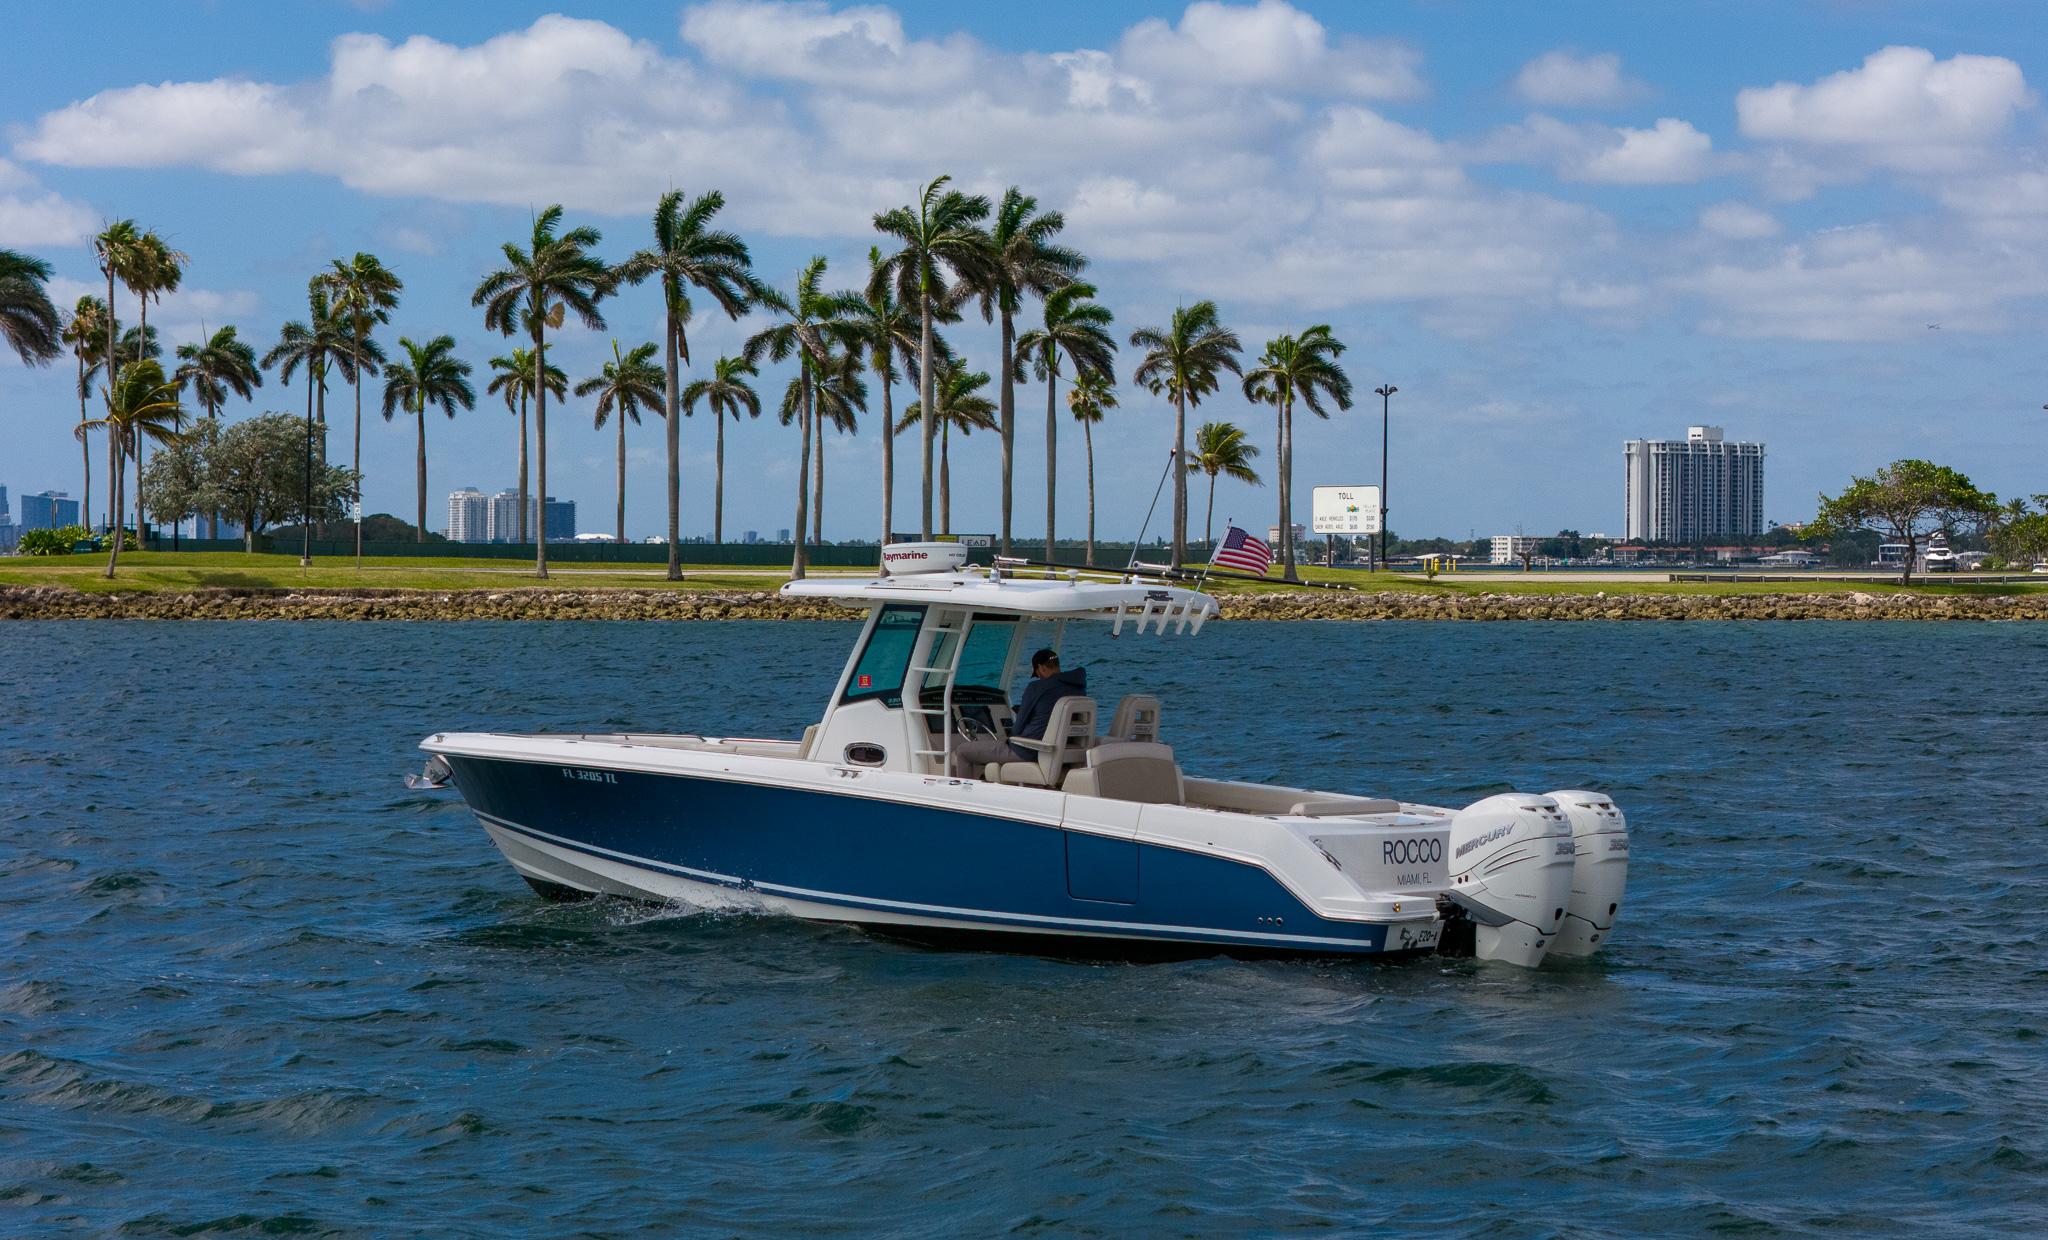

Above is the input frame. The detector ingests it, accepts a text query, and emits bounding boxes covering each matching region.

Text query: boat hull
[442,752,1438,959]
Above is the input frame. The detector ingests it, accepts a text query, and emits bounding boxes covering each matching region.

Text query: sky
[3,0,2046,543]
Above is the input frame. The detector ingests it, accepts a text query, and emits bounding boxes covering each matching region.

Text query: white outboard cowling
[1446,793,1576,967]
[1545,790,1629,957]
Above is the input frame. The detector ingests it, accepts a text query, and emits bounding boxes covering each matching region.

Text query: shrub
[19,524,93,555]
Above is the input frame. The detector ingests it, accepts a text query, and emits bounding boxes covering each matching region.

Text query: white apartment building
[1624,425,1765,544]
[446,488,488,542]
[1490,535,1539,565]
[486,489,535,543]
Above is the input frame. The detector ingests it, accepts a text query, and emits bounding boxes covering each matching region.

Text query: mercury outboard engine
[1544,790,1629,957]
[1442,793,1576,967]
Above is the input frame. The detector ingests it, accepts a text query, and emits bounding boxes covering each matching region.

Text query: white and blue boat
[411,544,1629,966]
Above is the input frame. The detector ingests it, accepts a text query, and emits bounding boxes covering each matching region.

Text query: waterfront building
[20,491,81,531]
[1490,535,1539,565]
[0,487,13,552]
[485,490,532,543]
[1624,426,1765,543]
[743,530,759,544]
[543,498,576,542]
[446,488,488,542]
[776,528,791,542]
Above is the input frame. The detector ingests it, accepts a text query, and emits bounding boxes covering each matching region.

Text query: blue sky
[4,0,2046,543]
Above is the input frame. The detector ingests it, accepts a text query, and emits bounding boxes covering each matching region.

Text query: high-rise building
[1624,426,1764,544]
[486,489,533,543]
[743,530,759,544]
[447,488,488,542]
[542,497,576,542]
[0,486,14,552]
[20,491,81,531]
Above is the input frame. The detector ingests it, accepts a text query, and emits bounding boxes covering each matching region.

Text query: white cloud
[1511,50,1645,108]
[1477,114,1718,184]
[1737,46,2031,173]
[1671,223,2039,341]
[0,158,98,247]
[681,0,978,93]
[1117,0,1424,99]
[1699,201,1781,239]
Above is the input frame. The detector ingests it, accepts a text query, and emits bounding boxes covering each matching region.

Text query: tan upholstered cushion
[1076,741,1182,805]
[1287,796,1400,817]
[997,762,1049,786]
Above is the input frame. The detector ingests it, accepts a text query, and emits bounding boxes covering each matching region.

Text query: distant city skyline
[3,2,2045,546]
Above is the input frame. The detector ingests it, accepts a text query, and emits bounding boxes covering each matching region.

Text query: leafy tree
[1809,459,2000,584]
[1129,301,1243,569]
[473,205,611,577]
[743,256,864,578]
[175,324,264,538]
[1989,496,2048,566]
[577,341,663,546]
[1241,325,1352,580]
[681,355,761,545]
[1186,421,1263,554]
[0,247,62,366]
[485,347,567,542]
[1015,281,1115,562]
[75,358,183,577]
[202,413,358,551]
[616,188,768,573]
[381,335,476,543]
[139,432,208,539]
[871,175,994,538]
[1067,368,1118,566]
[974,187,1084,554]
[61,295,111,527]
[896,359,995,535]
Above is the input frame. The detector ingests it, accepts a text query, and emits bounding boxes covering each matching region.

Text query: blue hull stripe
[477,810,1398,953]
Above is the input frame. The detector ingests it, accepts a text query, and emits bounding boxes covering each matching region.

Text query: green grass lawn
[6,550,2044,599]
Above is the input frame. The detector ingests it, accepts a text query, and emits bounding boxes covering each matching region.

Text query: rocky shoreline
[3,584,2045,622]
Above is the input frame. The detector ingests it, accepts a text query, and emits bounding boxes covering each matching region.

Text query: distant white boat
[1923,533,1959,573]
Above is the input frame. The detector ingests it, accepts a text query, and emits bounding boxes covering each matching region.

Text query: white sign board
[1311,485,1381,535]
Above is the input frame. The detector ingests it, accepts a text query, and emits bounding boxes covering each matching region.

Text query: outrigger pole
[992,555,1358,592]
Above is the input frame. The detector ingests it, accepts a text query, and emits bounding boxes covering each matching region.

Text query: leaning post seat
[1108,694,1162,744]
[1060,741,1183,805]
[986,696,1097,787]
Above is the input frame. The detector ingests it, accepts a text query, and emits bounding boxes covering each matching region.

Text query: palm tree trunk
[1084,420,1096,567]
[135,296,148,546]
[415,404,427,543]
[102,263,117,533]
[103,432,123,578]
[812,423,824,546]
[353,366,364,565]
[314,373,327,535]
[534,323,549,579]
[77,351,91,530]
[792,371,813,580]
[1207,472,1217,554]
[918,291,935,540]
[714,408,726,545]
[517,392,529,543]
[1044,358,1057,563]
[1171,391,1186,569]
[616,407,627,547]
[664,309,681,578]
[940,419,952,534]
[878,361,894,548]
[1281,397,1297,580]
[999,309,1014,557]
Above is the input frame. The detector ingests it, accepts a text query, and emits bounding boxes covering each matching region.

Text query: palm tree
[743,257,865,578]
[93,221,145,537]
[380,335,475,543]
[1241,325,1352,579]
[1187,421,1263,554]
[0,248,62,366]
[1067,369,1118,566]
[974,189,1084,555]
[61,296,111,527]
[123,232,187,542]
[895,359,996,534]
[871,175,994,538]
[485,347,566,542]
[616,188,769,573]
[174,324,263,538]
[473,205,611,578]
[577,340,663,546]
[808,349,867,547]
[1015,281,1115,562]
[264,286,365,537]
[680,356,762,544]
[77,358,181,577]
[314,253,402,562]
[1129,301,1243,569]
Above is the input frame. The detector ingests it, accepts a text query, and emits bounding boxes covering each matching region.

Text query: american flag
[1213,525,1273,575]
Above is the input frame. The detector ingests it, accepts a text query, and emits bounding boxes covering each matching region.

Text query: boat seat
[1061,741,1183,805]
[1107,694,1162,744]
[1288,796,1401,817]
[986,696,1097,788]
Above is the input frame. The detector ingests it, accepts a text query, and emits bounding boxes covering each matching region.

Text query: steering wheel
[954,709,999,742]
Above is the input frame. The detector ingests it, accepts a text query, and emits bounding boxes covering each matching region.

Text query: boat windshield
[927,614,1018,704]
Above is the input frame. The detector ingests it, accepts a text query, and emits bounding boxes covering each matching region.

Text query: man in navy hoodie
[950,648,1087,776]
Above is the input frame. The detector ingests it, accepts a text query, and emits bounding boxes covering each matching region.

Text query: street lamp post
[302,396,314,568]
[1375,384,1397,571]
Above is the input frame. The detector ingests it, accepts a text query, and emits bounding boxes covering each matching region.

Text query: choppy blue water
[4,620,2046,1237]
